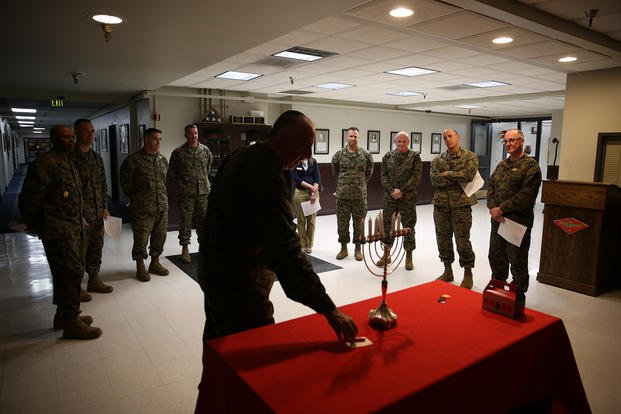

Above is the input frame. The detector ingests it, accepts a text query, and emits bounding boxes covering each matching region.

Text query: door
[471,121,491,188]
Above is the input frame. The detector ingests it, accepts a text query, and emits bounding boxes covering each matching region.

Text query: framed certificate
[389,131,399,150]
[431,132,442,154]
[411,132,422,153]
[314,129,329,154]
[367,130,380,154]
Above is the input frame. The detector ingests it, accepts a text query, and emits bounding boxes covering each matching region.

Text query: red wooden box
[482,279,524,319]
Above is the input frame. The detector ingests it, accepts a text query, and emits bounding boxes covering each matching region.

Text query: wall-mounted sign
[51,97,64,107]
[553,217,589,235]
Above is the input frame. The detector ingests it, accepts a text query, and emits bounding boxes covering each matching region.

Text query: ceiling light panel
[386,66,438,77]
[464,81,511,88]
[313,82,354,90]
[215,71,262,81]
[272,46,337,61]
[11,108,37,113]
[15,115,36,120]
[388,91,423,97]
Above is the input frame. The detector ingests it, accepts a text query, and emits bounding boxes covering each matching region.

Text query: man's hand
[391,188,403,200]
[489,207,505,222]
[102,208,110,220]
[325,309,358,348]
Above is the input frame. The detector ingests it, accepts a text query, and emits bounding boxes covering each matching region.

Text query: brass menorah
[359,211,412,329]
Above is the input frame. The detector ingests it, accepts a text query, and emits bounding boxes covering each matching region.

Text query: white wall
[559,67,621,181]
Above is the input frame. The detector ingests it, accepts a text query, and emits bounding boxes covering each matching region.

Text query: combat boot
[376,254,392,267]
[136,259,151,282]
[181,245,191,263]
[62,316,102,340]
[354,244,363,261]
[436,262,454,282]
[336,243,348,260]
[148,256,169,276]
[460,267,473,289]
[405,250,414,271]
[53,313,93,329]
[79,288,92,302]
[87,273,113,293]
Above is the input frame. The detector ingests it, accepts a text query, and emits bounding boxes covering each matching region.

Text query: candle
[396,213,401,231]
[374,217,380,236]
[391,212,396,233]
[360,218,365,238]
[378,211,384,235]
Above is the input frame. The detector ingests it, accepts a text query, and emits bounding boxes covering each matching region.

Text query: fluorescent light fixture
[388,91,423,97]
[272,47,336,62]
[18,121,35,124]
[32,131,43,134]
[274,51,322,61]
[216,71,262,81]
[92,14,123,24]
[386,66,438,77]
[455,105,481,109]
[558,56,577,63]
[389,7,414,17]
[313,82,354,90]
[11,108,37,113]
[33,127,45,130]
[464,80,510,88]
[16,115,36,120]
[492,36,513,44]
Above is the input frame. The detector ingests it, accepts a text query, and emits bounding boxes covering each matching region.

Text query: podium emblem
[553,217,589,235]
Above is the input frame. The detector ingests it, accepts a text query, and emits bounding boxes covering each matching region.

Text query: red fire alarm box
[482,279,524,319]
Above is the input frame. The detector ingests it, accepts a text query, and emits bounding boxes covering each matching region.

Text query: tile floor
[1,203,620,413]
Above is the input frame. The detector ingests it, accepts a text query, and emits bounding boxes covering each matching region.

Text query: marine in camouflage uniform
[331,127,374,260]
[71,119,113,296]
[19,125,102,340]
[430,128,478,288]
[380,132,422,270]
[487,129,541,298]
[168,124,213,262]
[120,128,170,281]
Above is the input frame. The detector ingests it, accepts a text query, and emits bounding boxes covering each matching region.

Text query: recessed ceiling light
[216,71,262,81]
[386,66,438,77]
[492,36,513,44]
[455,105,481,109]
[32,131,43,134]
[313,82,354,90]
[273,47,337,62]
[15,115,36,120]
[464,81,510,88]
[389,7,414,18]
[11,108,37,113]
[558,56,577,63]
[92,14,124,24]
[388,91,423,97]
[33,127,45,130]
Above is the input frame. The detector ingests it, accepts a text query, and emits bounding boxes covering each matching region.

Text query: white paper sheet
[498,217,527,247]
[460,171,485,198]
[103,216,123,239]
[300,199,321,217]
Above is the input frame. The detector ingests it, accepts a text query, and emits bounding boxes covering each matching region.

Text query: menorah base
[368,302,397,329]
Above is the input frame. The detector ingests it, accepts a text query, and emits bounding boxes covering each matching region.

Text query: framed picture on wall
[119,124,129,154]
[389,131,399,150]
[431,132,442,154]
[367,130,380,154]
[138,124,146,149]
[411,132,422,153]
[342,129,349,148]
[100,129,108,153]
[314,128,329,154]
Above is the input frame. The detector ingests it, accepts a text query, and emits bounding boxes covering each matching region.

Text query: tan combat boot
[136,259,151,282]
[87,273,113,293]
[148,256,170,276]
[376,254,392,267]
[460,267,473,289]
[62,316,102,340]
[336,243,348,260]
[405,250,413,271]
[181,245,191,263]
[79,288,92,302]
[354,244,363,261]
[436,262,454,282]
[53,313,93,329]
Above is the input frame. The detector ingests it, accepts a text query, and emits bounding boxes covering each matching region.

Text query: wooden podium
[538,180,621,295]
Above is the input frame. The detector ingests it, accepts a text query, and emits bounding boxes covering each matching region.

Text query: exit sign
[51,97,64,107]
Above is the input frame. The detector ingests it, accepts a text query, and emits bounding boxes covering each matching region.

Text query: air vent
[279,89,314,95]
[254,56,304,69]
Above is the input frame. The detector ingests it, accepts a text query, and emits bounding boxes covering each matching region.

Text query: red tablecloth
[196,281,590,413]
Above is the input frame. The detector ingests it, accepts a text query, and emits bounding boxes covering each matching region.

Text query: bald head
[50,124,75,153]
[442,128,461,154]
[268,110,315,170]
[394,131,410,153]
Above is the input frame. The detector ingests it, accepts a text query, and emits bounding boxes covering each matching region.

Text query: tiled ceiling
[169,0,621,117]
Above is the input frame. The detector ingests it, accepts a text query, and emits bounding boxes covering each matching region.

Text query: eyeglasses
[503,138,521,145]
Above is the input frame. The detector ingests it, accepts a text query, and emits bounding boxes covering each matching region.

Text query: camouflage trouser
[294,189,318,249]
[433,205,475,268]
[336,198,367,244]
[84,218,104,275]
[43,236,85,318]
[489,221,532,293]
[202,265,275,340]
[382,197,417,251]
[178,194,208,246]
[130,209,168,260]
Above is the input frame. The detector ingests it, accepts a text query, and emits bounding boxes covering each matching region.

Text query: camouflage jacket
[430,148,478,207]
[380,149,422,203]
[168,143,212,197]
[331,147,374,200]
[70,149,108,222]
[19,150,83,240]
[487,154,541,227]
[120,149,169,212]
